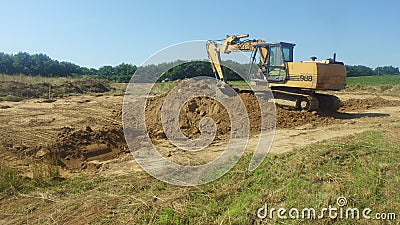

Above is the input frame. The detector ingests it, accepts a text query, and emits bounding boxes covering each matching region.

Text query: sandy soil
[1,91,400,177]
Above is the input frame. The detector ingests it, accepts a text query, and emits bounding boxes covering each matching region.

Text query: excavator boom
[207,34,265,82]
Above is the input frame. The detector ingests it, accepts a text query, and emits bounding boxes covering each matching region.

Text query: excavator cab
[250,42,295,83]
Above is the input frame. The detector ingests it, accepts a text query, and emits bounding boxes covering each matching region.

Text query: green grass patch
[1,130,399,224]
[346,74,400,87]
[144,130,400,224]
[150,82,177,95]
[0,160,64,197]
[229,80,252,90]
[0,166,26,194]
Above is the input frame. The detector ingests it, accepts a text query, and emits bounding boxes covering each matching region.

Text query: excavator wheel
[295,95,319,111]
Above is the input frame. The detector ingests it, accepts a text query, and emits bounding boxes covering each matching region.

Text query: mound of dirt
[146,93,234,139]
[145,80,275,139]
[57,79,111,94]
[345,85,376,93]
[144,82,400,141]
[144,89,338,140]
[345,84,400,96]
[276,107,336,128]
[35,125,127,171]
[341,96,400,111]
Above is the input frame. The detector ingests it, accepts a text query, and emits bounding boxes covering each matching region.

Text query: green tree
[346,65,374,77]
[374,66,399,75]
[0,53,14,74]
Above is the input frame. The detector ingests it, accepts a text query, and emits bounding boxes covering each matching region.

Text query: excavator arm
[206,34,266,82]
[206,41,226,82]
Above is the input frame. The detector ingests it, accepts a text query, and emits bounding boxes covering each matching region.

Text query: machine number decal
[300,75,313,81]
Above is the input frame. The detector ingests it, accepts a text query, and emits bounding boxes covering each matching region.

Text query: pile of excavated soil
[34,125,127,171]
[144,88,400,140]
[340,96,400,111]
[145,90,276,140]
[144,91,338,139]
[276,106,337,128]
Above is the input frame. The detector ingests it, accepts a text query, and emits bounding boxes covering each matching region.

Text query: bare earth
[1,91,400,178]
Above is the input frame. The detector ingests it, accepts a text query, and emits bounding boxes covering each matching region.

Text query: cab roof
[256,42,295,47]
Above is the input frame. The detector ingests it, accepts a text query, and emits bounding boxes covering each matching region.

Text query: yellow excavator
[207,34,346,111]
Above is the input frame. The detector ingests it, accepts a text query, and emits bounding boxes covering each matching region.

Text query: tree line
[0,52,136,82]
[0,52,398,82]
[0,52,244,82]
[345,65,399,77]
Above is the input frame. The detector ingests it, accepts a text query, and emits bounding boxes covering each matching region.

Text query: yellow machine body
[207,34,347,111]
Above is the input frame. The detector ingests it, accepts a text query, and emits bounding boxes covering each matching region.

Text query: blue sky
[1,0,399,68]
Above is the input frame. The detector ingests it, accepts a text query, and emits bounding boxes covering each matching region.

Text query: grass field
[346,74,400,87]
[1,130,398,224]
[0,74,113,101]
[0,74,83,85]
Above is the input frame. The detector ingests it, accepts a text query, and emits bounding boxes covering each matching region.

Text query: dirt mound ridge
[144,91,339,139]
[341,96,400,111]
[34,125,127,171]
[0,78,111,101]
[345,84,400,96]
[276,106,336,128]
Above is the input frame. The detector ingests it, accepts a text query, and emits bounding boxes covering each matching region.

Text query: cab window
[269,46,284,67]
[282,46,293,62]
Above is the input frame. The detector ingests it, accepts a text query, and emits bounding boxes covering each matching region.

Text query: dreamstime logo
[122,41,276,186]
[336,196,347,207]
[257,197,397,221]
